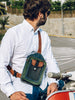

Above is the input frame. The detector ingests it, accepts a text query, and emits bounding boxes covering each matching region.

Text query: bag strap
[7,65,21,78]
[38,31,41,54]
[7,30,41,78]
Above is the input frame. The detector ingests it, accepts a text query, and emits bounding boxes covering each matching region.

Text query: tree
[63,0,75,10]
[51,1,61,11]
[62,0,75,17]
[11,0,24,9]
[0,2,7,16]
[0,2,9,30]
[65,0,75,2]
[0,16,9,29]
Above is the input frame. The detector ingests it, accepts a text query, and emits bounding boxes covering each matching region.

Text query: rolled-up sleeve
[45,36,60,85]
[0,29,16,97]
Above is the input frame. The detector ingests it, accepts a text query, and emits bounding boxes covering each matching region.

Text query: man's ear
[38,12,44,18]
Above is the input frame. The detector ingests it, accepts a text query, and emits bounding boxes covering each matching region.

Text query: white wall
[7,14,75,36]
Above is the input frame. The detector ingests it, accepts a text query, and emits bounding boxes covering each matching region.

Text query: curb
[48,34,75,39]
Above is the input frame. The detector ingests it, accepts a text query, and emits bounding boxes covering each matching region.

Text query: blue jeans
[26,80,64,100]
[26,84,48,100]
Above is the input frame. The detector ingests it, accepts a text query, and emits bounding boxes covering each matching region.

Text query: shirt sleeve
[0,29,16,97]
[45,36,60,85]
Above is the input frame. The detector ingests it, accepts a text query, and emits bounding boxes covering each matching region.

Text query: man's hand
[47,83,58,96]
[10,91,29,100]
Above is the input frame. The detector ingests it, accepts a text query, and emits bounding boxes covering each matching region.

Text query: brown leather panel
[32,59,36,66]
[38,62,44,67]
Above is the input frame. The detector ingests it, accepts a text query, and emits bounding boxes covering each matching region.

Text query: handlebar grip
[48,72,72,80]
[48,72,61,79]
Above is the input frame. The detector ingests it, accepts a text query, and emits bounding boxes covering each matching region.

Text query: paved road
[50,36,75,73]
[0,36,75,100]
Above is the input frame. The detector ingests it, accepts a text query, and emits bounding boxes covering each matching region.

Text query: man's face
[37,12,47,27]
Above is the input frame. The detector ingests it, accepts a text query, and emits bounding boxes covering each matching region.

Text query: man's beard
[37,15,47,27]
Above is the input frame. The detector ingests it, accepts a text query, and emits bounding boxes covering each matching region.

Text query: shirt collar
[22,19,40,34]
[22,19,34,31]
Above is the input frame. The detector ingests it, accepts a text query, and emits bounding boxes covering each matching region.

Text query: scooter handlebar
[48,72,72,80]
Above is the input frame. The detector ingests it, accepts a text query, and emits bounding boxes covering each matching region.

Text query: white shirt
[0,19,60,97]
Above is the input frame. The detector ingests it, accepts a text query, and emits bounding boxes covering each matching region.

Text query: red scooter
[46,71,75,100]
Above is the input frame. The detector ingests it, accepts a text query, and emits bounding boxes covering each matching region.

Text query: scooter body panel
[46,90,75,100]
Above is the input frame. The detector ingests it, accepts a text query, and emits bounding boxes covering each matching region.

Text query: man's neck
[26,19,39,32]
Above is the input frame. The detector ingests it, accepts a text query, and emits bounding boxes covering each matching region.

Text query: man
[0,0,60,100]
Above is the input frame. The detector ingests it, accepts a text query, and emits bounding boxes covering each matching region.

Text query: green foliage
[0,30,6,41]
[11,1,24,9]
[49,0,75,11]
[0,0,9,1]
[0,3,7,15]
[63,1,75,11]
[0,33,4,41]
[0,16,9,29]
[7,1,11,6]
[51,1,61,11]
